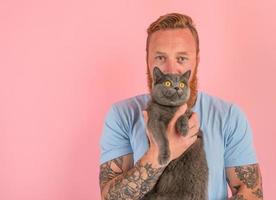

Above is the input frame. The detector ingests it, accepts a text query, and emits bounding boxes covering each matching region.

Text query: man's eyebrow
[177,51,189,55]
[155,51,167,55]
[155,51,189,55]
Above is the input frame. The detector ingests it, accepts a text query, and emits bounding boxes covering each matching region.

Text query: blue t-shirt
[99,91,258,200]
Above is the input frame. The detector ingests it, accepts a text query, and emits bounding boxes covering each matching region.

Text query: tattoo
[232,194,247,200]
[233,185,241,191]
[105,159,165,200]
[252,188,263,198]
[99,156,124,190]
[227,177,241,194]
[234,164,259,189]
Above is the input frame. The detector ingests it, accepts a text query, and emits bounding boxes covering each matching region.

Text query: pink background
[0,0,275,199]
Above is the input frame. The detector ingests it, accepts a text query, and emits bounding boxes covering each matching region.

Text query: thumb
[170,103,187,124]
[142,110,154,143]
[142,110,148,124]
[167,103,187,134]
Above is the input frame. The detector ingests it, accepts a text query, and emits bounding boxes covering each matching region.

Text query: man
[99,13,263,200]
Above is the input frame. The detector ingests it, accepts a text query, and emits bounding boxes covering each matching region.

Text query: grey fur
[142,67,208,200]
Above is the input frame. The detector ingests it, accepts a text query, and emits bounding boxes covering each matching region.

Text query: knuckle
[181,137,188,145]
[193,113,199,123]
[188,116,195,123]
[181,103,187,111]
[191,113,197,120]
[178,104,187,115]
[167,124,173,132]
[188,121,194,128]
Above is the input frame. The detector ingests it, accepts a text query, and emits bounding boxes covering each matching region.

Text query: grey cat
[142,67,208,200]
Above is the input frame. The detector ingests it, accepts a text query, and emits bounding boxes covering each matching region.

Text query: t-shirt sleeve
[224,104,258,167]
[99,104,133,165]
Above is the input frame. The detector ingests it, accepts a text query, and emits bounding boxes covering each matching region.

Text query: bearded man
[99,13,263,200]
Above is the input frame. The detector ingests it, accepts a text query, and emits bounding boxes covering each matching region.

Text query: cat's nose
[174,87,179,90]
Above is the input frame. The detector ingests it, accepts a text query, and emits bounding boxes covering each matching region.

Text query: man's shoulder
[112,91,234,113]
[111,93,150,115]
[198,91,233,112]
[198,91,247,125]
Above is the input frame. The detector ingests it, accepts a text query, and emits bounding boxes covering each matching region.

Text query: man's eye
[177,56,187,63]
[155,56,166,61]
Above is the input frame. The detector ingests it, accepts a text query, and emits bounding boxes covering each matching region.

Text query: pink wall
[0,0,275,199]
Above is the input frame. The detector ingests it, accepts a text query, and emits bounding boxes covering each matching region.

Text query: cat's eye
[179,82,185,88]
[163,80,172,87]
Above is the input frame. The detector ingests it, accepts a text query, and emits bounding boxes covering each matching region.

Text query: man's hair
[146,13,200,56]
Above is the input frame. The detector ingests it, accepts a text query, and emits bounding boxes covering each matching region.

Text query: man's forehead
[150,29,194,42]
[151,48,195,56]
[149,29,197,53]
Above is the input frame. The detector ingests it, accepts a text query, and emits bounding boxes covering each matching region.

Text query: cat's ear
[153,67,164,83]
[181,70,191,81]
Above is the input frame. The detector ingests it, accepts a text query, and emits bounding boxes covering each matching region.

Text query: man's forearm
[101,150,166,200]
[228,191,263,200]
[227,164,263,200]
[228,185,263,200]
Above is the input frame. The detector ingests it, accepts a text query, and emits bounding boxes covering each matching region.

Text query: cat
[142,67,208,200]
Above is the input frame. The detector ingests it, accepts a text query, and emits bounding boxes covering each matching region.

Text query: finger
[182,134,197,149]
[191,131,199,138]
[188,113,199,131]
[142,110,154,142]
[169,104,187,126]
[189,134,198,144]
[187,124,200,138]
[187,121,199,138]
[188,122,198,131]
[184,127,197,141]
[142,110,148,123]
[142,111,149,136]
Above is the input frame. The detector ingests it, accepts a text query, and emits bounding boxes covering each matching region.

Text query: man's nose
[163,60,182,74]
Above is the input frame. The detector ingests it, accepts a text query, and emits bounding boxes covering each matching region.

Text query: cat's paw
[158,152,170,165]
[175,115,189,136]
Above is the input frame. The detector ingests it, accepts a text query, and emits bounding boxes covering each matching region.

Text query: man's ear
[197,54,200,65]
[153,67,164,83]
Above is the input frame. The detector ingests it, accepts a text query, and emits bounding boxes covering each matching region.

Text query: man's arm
[99,150,166,200]
[99,104,198,199]
[226,163,263,200]
[99,153,134,191]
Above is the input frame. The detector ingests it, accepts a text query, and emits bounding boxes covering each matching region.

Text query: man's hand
[142,103,200,164]
[99,104,201,200]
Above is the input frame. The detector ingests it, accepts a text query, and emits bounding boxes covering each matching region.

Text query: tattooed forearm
[234,164,259,189]
[229,194,247,200]
[100,156,124,190]
[227,177,241,195]
[231,164,263,199]
[227,163,263,199]
[252,188,263,198]
[104,159,165,200]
